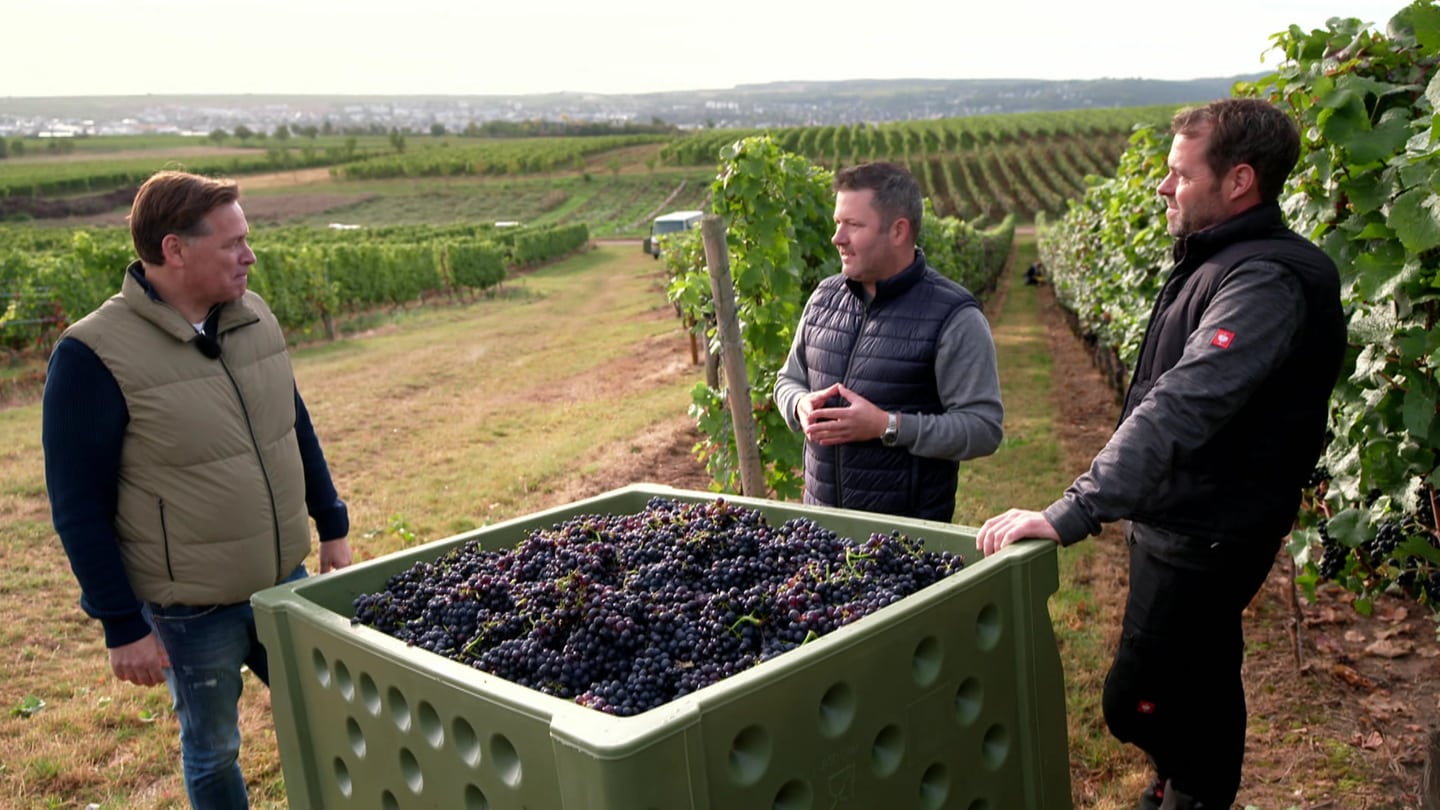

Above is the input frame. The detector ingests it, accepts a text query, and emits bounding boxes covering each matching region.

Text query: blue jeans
[149,565,306,809]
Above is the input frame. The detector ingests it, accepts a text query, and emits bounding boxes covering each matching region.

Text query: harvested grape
[352,497,963,716]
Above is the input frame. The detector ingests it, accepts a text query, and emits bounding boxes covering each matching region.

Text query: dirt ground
[557,280,1439,809]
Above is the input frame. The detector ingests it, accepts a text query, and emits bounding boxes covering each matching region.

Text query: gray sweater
[774,300,1003,463]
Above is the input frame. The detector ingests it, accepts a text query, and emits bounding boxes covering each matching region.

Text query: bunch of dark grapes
[351,497,964,716]
[1304,465,1330,490]
[1411,484,1436,535]
[1315,518,1347,580]
[1390,484,1440,604]
[1362,520,1405,566]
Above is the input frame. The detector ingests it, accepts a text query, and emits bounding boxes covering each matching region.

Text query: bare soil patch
[238,167,336,191]
[28,191,378,229]
[15,146,260,164]
[234,192,378,225]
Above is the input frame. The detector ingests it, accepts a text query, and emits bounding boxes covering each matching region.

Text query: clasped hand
[798,383,887,446]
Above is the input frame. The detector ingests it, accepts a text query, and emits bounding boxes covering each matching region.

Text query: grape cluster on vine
[1314,483,1440,607]
[1315,518,1347,581]
[352,497,964,716]
[1362,520,1405,566]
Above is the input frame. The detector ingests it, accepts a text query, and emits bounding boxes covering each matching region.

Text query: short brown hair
[834,161,923,243]
[128,170,241,265]
[1171,98,1300,203]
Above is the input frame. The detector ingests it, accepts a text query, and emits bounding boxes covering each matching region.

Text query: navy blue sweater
[43,336,349,648]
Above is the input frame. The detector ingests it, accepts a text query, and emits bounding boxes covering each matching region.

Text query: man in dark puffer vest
[42,170,353,809]
[977,99,1346,809]
[774,161,1003,522]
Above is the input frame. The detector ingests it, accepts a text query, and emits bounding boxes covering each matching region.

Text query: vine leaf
[1389,187,1440,254]
[1327,507,1369,548]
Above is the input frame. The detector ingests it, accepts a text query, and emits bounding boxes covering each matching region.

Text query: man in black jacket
[976,98,1346,809]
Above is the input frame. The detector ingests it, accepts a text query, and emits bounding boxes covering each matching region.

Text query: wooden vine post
[1425,729,1439,810]
[700,215,767,498]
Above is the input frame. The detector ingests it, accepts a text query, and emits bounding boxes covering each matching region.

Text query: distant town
[0,76,1257,139]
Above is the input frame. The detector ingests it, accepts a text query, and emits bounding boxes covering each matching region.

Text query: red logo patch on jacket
[1210,329,1235,349]
[1137,700,1156,715]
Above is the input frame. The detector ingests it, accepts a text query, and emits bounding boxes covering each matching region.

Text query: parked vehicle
[642,210,704,259]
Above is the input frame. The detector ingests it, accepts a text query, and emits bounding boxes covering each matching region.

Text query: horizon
[0,73,1265,104]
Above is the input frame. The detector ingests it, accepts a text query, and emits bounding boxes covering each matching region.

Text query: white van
[643,210,704,259]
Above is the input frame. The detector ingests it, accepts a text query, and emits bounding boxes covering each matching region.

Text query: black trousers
[1101,522,1279,807]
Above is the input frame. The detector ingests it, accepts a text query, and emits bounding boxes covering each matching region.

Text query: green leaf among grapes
[1348,342,1391,382]
[1395,0,1440,53]
[1389,187,1440,254]
[1342,174,1389,216]
[1326,507,1370,548]
[1362,437,1415,495]
[1352,246,1413,302]
[1347,306,1398,347]
[1401,386,1438,443]
[1398,535,1440,565]
[1395,326,1440,365]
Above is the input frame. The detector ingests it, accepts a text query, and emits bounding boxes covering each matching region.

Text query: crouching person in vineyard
[773,161,1003,522]
[41,170,353,809]
[976,98,1346,809]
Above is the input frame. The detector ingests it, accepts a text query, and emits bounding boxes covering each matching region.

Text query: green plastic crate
[252,484,1071,809]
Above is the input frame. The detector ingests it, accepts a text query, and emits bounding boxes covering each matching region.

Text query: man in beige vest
[42,170,353,809]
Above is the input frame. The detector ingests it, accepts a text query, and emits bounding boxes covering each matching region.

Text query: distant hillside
[0,75,1263,135]
[648,75,1263,125]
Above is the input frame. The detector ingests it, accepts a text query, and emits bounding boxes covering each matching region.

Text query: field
[0,124,1435,808]
[1,106,1164,231]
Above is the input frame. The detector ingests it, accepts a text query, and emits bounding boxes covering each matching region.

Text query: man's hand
[110,631,169,687]
[797,383,887,446]
[319,537,353,573]
[976,509,1060,557]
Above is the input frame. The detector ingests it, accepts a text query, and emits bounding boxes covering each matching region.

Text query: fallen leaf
[1369,603,1407,622]
[1313,635,1343,654]
[1344,629,1367,643]
[1362,638,1414,658]
[1304,606,1346,626]
[1330,663,1377,690]
[1359,692,1410,716]
[1373,624,1408,640]
[1352,730,1384,750]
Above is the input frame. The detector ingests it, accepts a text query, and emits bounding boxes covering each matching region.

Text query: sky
[4,0,1412,98]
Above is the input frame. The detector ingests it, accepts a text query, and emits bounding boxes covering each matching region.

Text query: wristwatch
[882,412,899,446]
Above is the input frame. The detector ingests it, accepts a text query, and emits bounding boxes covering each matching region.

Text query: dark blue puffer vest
[802,252,978,521]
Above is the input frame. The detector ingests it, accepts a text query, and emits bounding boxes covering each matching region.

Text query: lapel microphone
[195,309,222,359]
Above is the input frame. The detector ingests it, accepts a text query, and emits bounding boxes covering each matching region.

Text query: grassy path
[954,239,1142,808]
